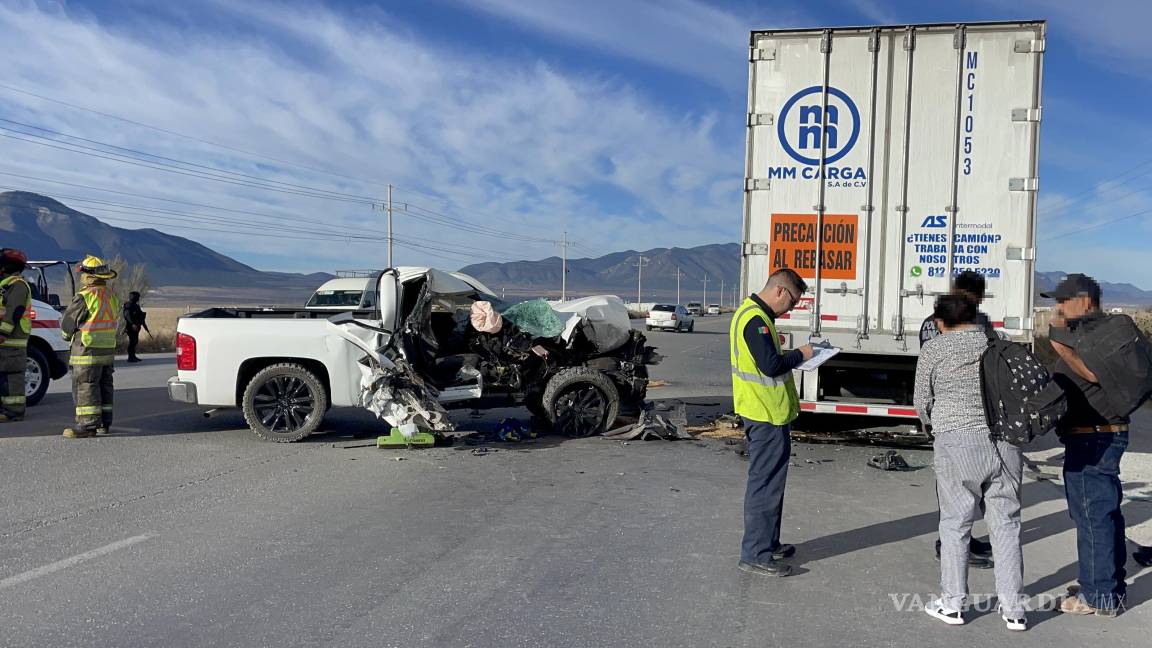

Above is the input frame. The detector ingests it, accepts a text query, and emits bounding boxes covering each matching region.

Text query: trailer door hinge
[1007,246,1036,261]
[820,31,832,53]
[743,242,770,256]
[747,113,775,127]
[1009,177,1039,192]
[1012,108,1042,122]
[745,178,771,191]
[1014,39,1045,53]
[953,26,967,50]
[750,46,776,61]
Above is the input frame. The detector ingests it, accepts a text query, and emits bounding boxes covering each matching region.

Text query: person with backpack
[914,294,1027,631]
[1043,274,1132,617]
[918,270,996,346]
[920,271,996,569]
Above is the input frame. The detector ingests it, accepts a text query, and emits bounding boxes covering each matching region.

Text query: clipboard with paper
[797,340,840,371]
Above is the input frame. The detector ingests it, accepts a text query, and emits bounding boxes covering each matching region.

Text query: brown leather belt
[1064,424,1129,435]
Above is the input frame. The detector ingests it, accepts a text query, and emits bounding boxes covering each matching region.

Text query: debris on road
[867,450,912,472]
[688,413,743,440]
[647,379,669,388]
[494,418,535,442]
[603,402,690,441]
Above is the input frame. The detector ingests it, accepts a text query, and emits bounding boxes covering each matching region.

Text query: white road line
[0,534,155,590]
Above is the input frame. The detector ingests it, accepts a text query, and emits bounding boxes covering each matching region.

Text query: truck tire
[542,367,620,437]
[242,363,327,443]
[25,346,50,407]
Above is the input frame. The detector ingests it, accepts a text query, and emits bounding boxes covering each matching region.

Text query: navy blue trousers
[741,419,791,563]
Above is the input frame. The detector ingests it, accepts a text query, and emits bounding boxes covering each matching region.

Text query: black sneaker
[969,537,993,557]
[738,559,793,577]
[772,544,796,560]
[935,539,994,569]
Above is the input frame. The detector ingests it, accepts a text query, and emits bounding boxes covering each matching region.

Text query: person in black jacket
[1044,274,1129,617]
[122,291,149,363]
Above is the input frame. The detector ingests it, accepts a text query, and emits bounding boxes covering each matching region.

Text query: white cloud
[455,0,811,90]
[1004,0,1152,74]
[0,0,748,273]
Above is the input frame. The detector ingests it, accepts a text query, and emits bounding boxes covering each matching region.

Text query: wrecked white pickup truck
[168,267,660,442]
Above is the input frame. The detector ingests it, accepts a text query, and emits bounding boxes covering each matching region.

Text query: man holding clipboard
[731,268,814,577]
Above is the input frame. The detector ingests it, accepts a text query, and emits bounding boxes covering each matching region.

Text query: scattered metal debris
[603,402,691,441]
[867,450,912,472]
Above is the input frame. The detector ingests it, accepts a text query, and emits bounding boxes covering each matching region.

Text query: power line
[0,82,396,191]
[0,169,336,221]
[390,184,554,233]
[0,125,379,205]
[1040,158,1152,218]
[2,115,562,242]
[1042,207,1152,242]
[0,122,565,245]
[0,130,377,205]
[0,182,519,262]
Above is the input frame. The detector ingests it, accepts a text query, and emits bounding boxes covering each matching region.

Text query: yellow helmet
[78,255,118,279]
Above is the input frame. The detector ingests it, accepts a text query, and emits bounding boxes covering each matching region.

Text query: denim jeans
[741,419,791,563]
[1063,431,1128,611]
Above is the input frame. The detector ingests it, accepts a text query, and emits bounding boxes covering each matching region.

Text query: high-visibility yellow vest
[77,287,120,349]
[729,297,800,425]
[0,275,32,347]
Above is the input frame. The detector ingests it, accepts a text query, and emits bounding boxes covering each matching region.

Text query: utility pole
[675,266,683,305]
[557,231,575,301]
[633,256,649,307]
[702,273,709,309]
[720,277,725,308]
[386,184,394,268]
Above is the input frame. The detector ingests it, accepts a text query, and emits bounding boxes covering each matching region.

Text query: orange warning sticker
[768,213,858,280]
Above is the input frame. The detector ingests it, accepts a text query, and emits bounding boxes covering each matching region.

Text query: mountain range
[0,191,330,304]
[3,191,1149,308]
[463,248,1152,307]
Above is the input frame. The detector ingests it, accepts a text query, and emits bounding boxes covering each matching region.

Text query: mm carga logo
[767,85,866,186]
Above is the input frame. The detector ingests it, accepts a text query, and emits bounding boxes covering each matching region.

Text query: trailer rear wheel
[242,363,326,442]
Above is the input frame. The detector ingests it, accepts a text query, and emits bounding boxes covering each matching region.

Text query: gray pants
[934,431,1026,615]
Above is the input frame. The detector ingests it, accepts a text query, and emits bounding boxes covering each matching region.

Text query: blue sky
[0,0,1149,286]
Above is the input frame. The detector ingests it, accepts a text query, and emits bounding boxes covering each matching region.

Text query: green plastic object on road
[378,427,436,448]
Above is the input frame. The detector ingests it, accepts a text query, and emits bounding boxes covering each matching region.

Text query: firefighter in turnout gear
[0,248,32,422]
[61,256,120,438]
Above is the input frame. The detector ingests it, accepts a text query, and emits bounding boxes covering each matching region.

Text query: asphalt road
[1,317,1149,647]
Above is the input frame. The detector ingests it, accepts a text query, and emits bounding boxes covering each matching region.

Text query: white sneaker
[925,599,965,626]
[1002,614,1027,631]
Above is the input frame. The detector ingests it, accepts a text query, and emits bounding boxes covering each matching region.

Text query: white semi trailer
[739,21,1045,423]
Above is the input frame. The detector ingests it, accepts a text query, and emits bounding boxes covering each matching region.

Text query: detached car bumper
[168,377,199,404]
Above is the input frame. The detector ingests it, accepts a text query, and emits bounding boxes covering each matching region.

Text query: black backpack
[1070,314,1152,418]
[979,329,1067,446]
